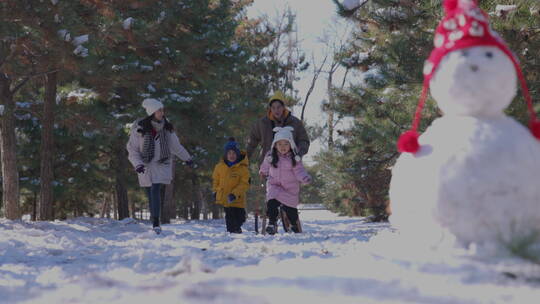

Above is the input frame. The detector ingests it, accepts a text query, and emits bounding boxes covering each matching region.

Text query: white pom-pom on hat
[142,98,164,116]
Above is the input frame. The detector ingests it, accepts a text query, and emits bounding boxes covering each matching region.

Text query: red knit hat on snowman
[398,0,540,154]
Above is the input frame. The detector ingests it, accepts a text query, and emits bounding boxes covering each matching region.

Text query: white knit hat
[142,98,164,116]
[271,126,302,161]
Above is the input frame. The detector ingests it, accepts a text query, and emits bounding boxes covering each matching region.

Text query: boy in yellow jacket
[212,137,250,233]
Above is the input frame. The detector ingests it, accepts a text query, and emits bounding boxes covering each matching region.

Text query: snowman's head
[430,46,516,117]
[397,0,540,154]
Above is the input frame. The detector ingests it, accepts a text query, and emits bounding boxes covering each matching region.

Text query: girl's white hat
[271,126,301,161]
[142,98,164,116]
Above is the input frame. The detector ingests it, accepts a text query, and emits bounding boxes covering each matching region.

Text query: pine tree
[0,0,103,220]
[486,0,540,122]
[321,0,440,218]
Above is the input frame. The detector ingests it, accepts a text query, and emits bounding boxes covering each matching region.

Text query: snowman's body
[390,46,540,248]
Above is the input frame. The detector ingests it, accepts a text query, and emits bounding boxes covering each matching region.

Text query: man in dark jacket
[247,91,310,166]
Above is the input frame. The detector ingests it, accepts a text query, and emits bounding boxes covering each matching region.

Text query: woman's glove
[135,165,145,174]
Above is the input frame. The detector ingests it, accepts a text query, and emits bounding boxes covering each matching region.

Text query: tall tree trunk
[112,192,118,220]
[178,200,189,220]
[129,197,136,219]
[73,199,78,218]
[201,187,208,220]
[209,188,220,219]
[211,202,221,219]
[0,75,20,220]
[56,199,66,220]
[115,178,129,220]
[38,72,56,220]
[100,196,109,218]
[32,191,38,221]
[327,73,335,149]
[190,173,200,220]
[113,140,130,220]
[107,196,111,218]
[161,162,176,224]
[175,173,189,220]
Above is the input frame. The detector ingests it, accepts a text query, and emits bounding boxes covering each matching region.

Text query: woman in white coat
[127,98,193,234]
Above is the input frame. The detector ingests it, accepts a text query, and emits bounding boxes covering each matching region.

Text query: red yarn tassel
[513,60,540,141]
[530,120,540,140]
[397,130,420,153]
[398,80,428,154]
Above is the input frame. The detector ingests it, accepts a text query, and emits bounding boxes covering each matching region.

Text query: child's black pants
[266,199,299,232]
[224,207,246,233]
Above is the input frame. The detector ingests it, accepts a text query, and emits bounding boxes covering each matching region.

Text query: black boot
[152,217,161,234]
[266,221,277,235]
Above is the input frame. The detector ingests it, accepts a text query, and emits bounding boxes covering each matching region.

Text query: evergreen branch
[10,69,59,94]
[373,151,398,164]
[384,111,405,130]
[10,77,30,94]
[0,42,18,72]
[0,54,9,71]
[14,108,41,120]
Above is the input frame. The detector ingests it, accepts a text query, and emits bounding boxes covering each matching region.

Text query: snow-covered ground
[1,210,539,303]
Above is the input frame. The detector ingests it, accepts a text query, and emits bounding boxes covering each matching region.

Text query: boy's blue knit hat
[224,137,241,159]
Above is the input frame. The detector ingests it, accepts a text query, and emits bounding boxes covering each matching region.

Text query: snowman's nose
[470,64,479,72]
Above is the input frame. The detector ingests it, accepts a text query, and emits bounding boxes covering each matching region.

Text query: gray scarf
[142,120,170,164]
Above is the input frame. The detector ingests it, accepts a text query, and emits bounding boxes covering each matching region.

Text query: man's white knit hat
[142,98,163,116]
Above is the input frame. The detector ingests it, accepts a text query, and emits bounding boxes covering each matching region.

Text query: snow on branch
[123,18,134,30]
[73,45,89,57]
[342,0,368,11]
[58,29,71,42]
[72,35,89,46]
[494,4,517,17]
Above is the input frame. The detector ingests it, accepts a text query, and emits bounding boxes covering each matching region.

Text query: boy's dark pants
[266,199,299,232]
[224,207,246,233]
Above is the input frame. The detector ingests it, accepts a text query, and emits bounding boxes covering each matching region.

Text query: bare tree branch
[340,67,350,89]
[332,116,343,129]
[318,19,352,149]
[301,53,328,122]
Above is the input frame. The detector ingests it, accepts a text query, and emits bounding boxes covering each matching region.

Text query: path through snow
[1,210,539,303]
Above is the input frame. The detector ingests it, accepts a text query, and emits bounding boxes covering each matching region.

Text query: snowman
[389,0,540,251]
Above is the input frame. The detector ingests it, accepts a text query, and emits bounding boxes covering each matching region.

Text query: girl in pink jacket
[259,126,311,234]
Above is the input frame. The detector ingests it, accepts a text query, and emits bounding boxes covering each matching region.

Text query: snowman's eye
[461,50,469,57]
[485,51,493,59]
